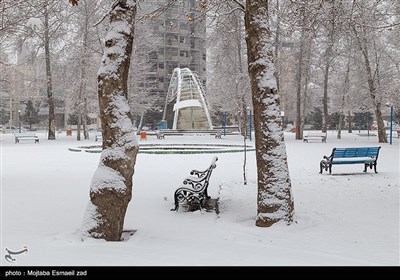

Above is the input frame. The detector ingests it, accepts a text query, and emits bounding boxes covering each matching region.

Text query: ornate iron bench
[14,133,39,143]
[304,132,327,143]
[320,147,381,174]
[171,156,218,211]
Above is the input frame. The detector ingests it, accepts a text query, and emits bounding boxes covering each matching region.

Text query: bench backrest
[306,132,326,137]
[332,147,380,158]
[14,133,37,137]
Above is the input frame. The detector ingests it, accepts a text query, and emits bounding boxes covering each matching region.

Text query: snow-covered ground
[1,130,398,266]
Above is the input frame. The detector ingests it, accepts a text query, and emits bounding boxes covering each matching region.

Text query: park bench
[319,146,381,174]
[95,134,102,142]
[156,131,165,139]
[303,132,327,143]
[171,156,218,211]
[14,133,39,143]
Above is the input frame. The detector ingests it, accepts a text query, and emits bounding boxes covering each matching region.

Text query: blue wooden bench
[171,156,218,211]
[320,147,381,174]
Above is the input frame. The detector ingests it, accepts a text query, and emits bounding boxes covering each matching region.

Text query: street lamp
[18,110,22,133]
[223,111,227,136]
[386,102,393,145]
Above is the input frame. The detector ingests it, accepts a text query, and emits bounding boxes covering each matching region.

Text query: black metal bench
[320,147,381,174]
[304,132,327,143]
[171,156,218,211]
[14,133,39,143]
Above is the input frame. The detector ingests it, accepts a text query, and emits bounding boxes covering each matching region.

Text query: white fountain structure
[162,68,213,130]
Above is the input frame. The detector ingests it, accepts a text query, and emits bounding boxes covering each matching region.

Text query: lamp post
[386,102,393,145]
[18,110,22,133]
[223,111,227,136]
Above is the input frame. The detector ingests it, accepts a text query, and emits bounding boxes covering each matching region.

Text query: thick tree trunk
[44,3,56,140]
[81,1,138,241]
[245,0,294,227]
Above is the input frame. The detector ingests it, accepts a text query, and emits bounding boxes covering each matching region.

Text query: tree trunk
[245,0,294,227]
[352,25,387,143]
[44,2,56,140]
[348,111,352,133]
[295,33,304,140]
[321,0,336,133]
[337,61,350,139]
[77,0,90,141]
[322,57,330,133]
[81,1,138,241]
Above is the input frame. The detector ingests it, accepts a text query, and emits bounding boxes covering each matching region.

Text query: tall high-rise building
[142,0,206,127]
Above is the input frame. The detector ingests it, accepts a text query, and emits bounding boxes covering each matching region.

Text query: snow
[90,165,126,194]
[0,131,399,265]
[26,17,43,29]
[97,15,133,79]
[173,99,202,111]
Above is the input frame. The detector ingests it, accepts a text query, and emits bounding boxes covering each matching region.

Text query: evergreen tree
[23,100,39,130]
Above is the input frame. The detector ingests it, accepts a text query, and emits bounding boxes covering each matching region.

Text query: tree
[244,0,294,227]
[350,1,389,143]
[20,0,72,139]
[23,100,39,130]
[80,0,139,241]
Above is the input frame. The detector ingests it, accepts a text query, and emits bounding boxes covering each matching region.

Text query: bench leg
[171,194,179,211]
[329,164,332,174]
[363,164,368,172]
[374,163,377,173]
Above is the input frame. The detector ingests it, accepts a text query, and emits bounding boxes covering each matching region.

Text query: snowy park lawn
[1,131,399,266]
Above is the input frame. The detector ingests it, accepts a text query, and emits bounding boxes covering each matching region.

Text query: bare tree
[351,1,388,143]
[244,0,294,227]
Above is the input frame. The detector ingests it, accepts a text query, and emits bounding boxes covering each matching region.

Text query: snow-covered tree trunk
[43,1,56,140]
[81,0,138,241]
[77,0,90,141]
[244,0,294,227]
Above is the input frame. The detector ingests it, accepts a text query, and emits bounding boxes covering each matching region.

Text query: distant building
[142,0,206,127]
